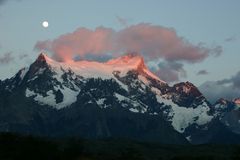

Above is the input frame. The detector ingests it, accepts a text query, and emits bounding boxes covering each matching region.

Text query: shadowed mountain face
[0,53,239,144]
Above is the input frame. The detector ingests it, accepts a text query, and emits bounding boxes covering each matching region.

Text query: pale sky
[0,0,239,91]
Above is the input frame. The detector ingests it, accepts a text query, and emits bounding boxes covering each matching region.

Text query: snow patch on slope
[138,75,150,85]
[25,87,79,109]
[129,108,139,113]
[153,87,213,133]
[19,67,29,80]
[115,93,128,101]
[114,93,148,113]
[143,68,165,83]
[96,98,108,108]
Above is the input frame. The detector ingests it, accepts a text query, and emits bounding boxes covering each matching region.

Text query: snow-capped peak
[32,53,164,83]
[106,53,146,69]
[23,53,166,109]
[36,52,55,63]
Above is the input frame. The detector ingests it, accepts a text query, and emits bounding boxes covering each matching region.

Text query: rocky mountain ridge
[0,53,239,144]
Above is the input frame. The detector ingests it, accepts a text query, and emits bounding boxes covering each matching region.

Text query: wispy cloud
[225,36,237,42]
[217,71,240,89]
[152,61,186,82]
[0,52,14,65]
[19,53,29,60]
[116,16,129,27]
[197,70,209,75]
[199,71,240,103]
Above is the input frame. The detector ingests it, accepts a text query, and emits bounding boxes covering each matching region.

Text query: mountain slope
[0,53,239,144]
[213,98,240,134]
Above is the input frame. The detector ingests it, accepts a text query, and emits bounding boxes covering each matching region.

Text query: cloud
[197,70,209,75]
[19,53,29,60]
[225,36,237,42]
[34,23,222,82]
[35,23,222,63]
[199,71,240,103]
[116,16,128,26]
[209,45,222,57]
[0,52,14,64]
[152,61,186,82]
[35,27,114,62]
[217,71,240,89]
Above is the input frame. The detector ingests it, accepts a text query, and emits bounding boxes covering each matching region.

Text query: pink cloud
[34,23,222,82]
[36,27,114,61]
[35,23,221,63]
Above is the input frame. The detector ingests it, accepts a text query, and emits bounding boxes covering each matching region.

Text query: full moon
[42,21,49,28]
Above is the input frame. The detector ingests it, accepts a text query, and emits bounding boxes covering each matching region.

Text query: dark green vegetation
[0,133,240,160]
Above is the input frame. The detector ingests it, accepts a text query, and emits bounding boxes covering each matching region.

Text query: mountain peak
[37,53,47,61]
[104,53,164,82]
[36,53,53,63]
[174,81,199,94]
[233,98,240,105]
[106,53,147,71]
[29,52,165,84]
[27,53,54,77]
[216,98,229,105]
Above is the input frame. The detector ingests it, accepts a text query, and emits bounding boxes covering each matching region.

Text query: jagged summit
[36,52,146,69]
[106,53,148,73]
[31,53,54,70]
[36,53,47,61]
[36,53,52,62]
[30,53,165,83]
[173,81,201,95]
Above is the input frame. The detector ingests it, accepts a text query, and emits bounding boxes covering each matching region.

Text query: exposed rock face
[0,53,239,144]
